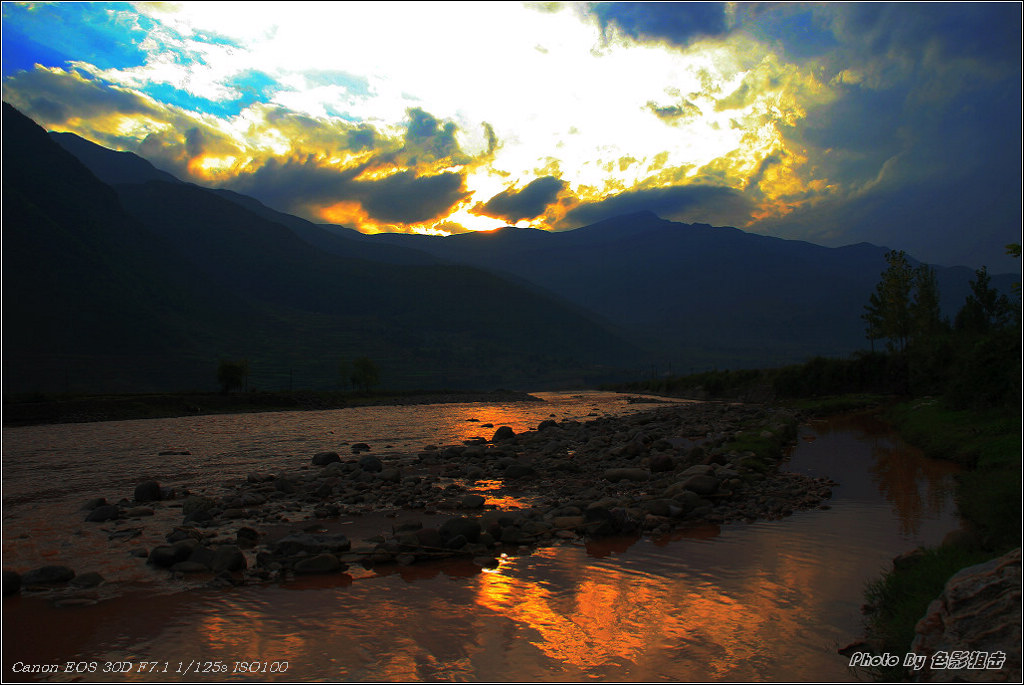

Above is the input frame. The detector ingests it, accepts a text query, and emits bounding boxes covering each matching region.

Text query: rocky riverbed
[4,401,837,597]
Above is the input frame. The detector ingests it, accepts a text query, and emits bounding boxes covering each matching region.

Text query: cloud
[589,2,730,47]
[645,99,701,124]
[473,176,568,223]
[353,170,469,224]
[558,184,755,229]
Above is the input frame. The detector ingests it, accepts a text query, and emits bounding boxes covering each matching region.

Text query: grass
[857,397,1021,672]
[861,543,998,680]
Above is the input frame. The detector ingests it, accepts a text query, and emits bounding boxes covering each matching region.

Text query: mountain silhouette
[6,103,637,392]
[21,103,1015,391]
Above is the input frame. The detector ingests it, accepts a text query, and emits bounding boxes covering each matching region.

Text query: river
[2,391,962,681]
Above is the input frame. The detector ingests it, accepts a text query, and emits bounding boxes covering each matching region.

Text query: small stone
[312,451,341,466]
[69,572,104,588]
[358,455,383,473]
[125,506,155,517]
[85,505,120,522]
[460,494,486,509]
[294,554,345,575]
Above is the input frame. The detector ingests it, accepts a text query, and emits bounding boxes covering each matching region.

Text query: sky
[2,2,1021,269]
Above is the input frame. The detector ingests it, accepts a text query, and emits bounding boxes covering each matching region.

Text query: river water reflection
[2,394,961,681]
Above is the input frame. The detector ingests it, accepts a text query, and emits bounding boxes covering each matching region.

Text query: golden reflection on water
[2,409,964,683]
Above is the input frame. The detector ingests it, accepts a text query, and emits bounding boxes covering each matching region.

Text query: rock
[133,480,162,502]
[184,509,214,524]
[358,455,383,473]
[492,426,516,442]
[680,464,715,478]
[351,442,371,453]
[85,505,120,522]
[21,565,75,585]
[148,544,192,568]
[910,548,1021,682]
[81,497,107,510]
[125,506,154,517]
[294,552,346,573]
[439,517,481,544]
[446,534,469,550]
[603,467,649,483]
[460,494,486,509]
[3,571,21,596]
[171,561,209,574]
[649,453,675,473]
[210,545,247,573]
[378,468,402,483]
[681,474,720,496]
[639,499,683,517]
[69,571,104,588]
[158,449,190,456]
[273,533,351,556]
[415,528,445,549]
[552,516,586,530]
[236,527,260,547]
[182,495,216,517]
[312,451,341,466]
[503,463,536,480]
[537,420,558,431]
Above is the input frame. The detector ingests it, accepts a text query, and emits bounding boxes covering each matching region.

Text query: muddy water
[2,395,961,682]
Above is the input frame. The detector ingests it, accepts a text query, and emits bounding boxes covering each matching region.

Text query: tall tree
[954,266,1012,334]
[910,263,945,340]
[863,250,914,354]
[350,357,380,394]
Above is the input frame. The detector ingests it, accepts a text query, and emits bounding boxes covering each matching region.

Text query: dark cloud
[646,100,701,123]
[3,65,157,127]
[474,176,568,223]
[399,107,463,164]
[352,170,468,224]
[558,184,755,229]
[590,2,729,47]
[223,158,468,225]
[223,155,363,210]
[829,3,1021,66]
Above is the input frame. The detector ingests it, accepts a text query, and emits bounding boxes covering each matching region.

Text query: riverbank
[3,399,836,599]
[1,388,542,427]
[854,398,1021,680]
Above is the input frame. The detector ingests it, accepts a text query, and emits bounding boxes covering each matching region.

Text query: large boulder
[439,517,481,544]
[134,480,162,502]
[491,426,516,442]
[21,565,75,585]
[910,547,1021,682]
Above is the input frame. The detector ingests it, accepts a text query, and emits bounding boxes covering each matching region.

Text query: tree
[954,266,1012,334]
[863,250,914,354]
[217,358,249,393]
[349,357,380,394]
[909,263,945,340]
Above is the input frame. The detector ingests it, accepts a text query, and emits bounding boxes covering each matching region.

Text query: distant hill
[366,211,1017,369]
[5,104,638,392]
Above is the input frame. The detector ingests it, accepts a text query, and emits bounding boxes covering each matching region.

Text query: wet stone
[134,480,162,502]
[21,565,75,585]
[85,505,120,522]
